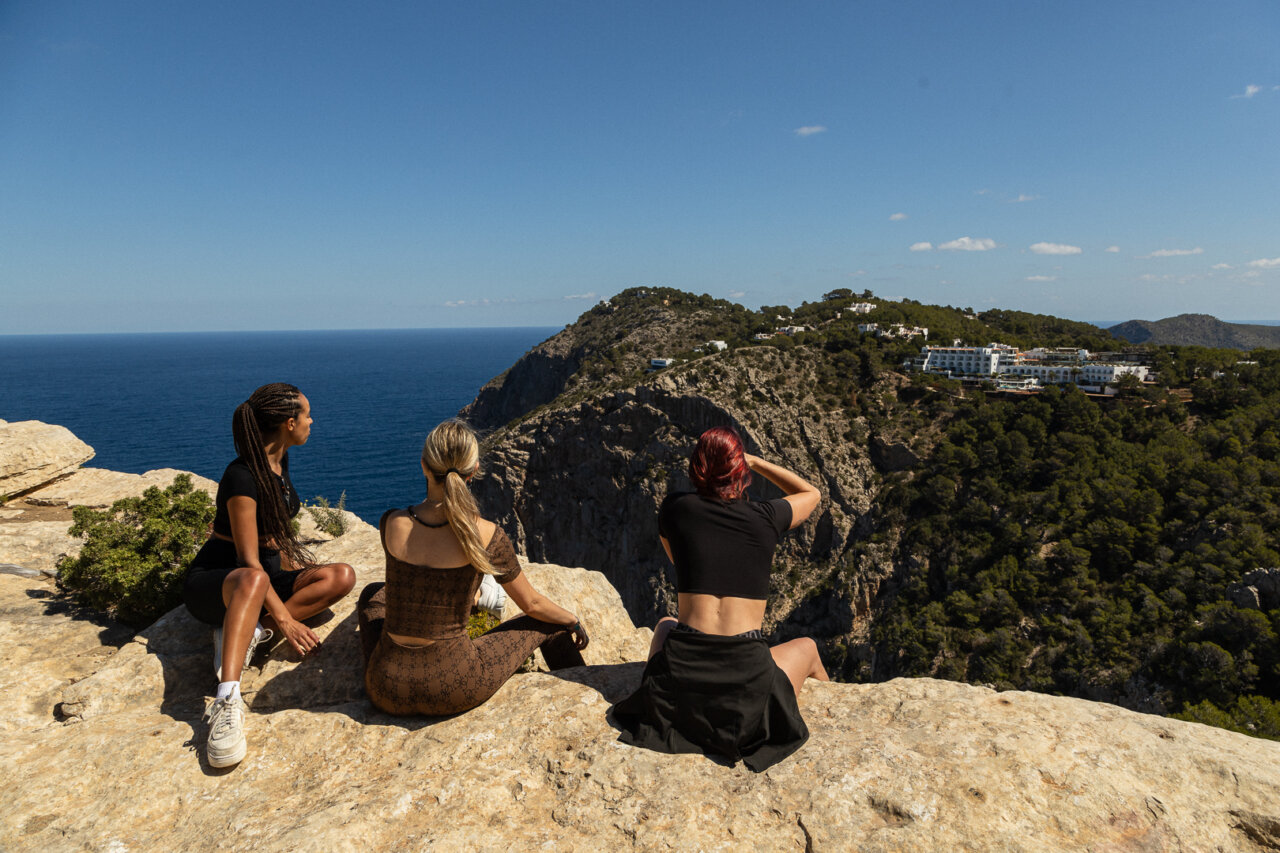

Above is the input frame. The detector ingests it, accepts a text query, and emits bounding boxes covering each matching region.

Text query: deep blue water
[0,328,556,522]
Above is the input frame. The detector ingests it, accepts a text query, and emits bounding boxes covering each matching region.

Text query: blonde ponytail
[421,420,497,575]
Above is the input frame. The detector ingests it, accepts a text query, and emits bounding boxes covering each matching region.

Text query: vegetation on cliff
[467,286,1280,740]
[56,474,214,627]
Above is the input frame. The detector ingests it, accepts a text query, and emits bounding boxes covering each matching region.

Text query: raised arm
[743,453,821,528]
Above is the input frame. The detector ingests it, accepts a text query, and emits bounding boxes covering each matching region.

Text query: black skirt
[612,630,809,772]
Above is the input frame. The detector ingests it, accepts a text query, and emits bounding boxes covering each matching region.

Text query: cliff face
[468,341,889,636]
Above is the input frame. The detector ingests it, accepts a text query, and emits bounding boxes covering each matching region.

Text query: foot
[213,624,273,681]
[475,573,508,617]
[203,694,247,768]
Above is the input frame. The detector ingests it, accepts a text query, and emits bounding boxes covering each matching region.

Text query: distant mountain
[1109,313,1280,350]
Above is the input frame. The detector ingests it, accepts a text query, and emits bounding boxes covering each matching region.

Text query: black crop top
[211,454,301,538]
[658,492,793,600]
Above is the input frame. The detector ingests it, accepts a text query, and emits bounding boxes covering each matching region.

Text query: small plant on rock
[306,491,349,537]
[56,474,214,628]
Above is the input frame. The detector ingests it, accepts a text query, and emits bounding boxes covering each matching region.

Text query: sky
[1,1,1277,334]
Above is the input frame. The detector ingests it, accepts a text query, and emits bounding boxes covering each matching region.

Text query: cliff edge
[2,421,1280,850]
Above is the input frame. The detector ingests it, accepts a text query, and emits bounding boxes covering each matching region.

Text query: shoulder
[660,491,698,514]
[476,517,498,548]
[747,496,793,533]
[220,458,257,496]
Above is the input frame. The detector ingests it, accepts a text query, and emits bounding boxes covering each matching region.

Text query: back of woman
[357,419,589,717]
[613,426,828,771]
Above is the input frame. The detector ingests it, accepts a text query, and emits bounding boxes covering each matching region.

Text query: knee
[232,566,271,595]
[332,563,357,596]
[655,616,678,629]
[358,581,386,608]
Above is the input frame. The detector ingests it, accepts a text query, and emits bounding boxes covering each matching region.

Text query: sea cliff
[3,418,1280,850]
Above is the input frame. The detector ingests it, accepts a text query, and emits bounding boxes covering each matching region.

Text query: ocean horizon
[0,327,558,522]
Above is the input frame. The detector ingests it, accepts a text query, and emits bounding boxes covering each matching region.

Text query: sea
[0,327,558,522]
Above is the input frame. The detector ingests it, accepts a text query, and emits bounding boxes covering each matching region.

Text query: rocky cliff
[5,420,1280,850]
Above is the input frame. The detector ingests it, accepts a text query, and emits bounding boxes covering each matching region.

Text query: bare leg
[263,562,356,629]
[219,567,271,682]
[648,616,678,660]
[770,637,830,696]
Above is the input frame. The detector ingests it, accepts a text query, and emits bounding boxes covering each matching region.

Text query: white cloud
[564,292,596,300]
[1011,194,1040,203]
[728,290,746,298]
[1143,247,1204,258]
[909,241,933,252]
[794,125,827,137]
[1029,242,1082,255]
[1026,275,1058,282]
[1104,245,1120,253]
[1248,257,1280,268]
[889,212,908,221]
[848,270,868,277]
[1212,263,1234,270]
[938,236,997,252]
[974,188,992,196]
[1231,84,1263,99]
[444,297,517,308]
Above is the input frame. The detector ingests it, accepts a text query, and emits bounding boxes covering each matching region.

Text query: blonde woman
[357,419,588,715]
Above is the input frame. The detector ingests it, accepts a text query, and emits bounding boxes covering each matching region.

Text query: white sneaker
[213,624,273,681]
[476,573,508,617]
[203,694,247,768]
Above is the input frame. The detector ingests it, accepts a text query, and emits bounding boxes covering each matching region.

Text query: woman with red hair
[614,426,828,771]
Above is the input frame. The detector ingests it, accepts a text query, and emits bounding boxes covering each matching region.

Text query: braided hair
[420,419,497,575]
[231,382,313,570]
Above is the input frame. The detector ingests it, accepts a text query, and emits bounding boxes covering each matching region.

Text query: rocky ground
[3,419,1280,851]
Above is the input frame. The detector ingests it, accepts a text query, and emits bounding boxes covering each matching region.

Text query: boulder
[21,467,218,508]
[0,520,80,573]
[0,420,95,500]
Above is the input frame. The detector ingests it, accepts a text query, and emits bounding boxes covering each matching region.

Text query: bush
[306,491,349,537]
[56,474,214,628]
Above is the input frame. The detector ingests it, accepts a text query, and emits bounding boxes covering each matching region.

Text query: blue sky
[2,1,1277,334]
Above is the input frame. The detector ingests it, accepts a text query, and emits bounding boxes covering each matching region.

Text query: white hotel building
[908,343,1149,388]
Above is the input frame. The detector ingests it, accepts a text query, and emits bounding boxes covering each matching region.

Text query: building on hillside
[650,358,674,368]
[858,322,879,334]
[906,341,1149,388]
[778,325,809,336]
[753,332,774,341]
[850,302,875,314]
[707,340,727,351]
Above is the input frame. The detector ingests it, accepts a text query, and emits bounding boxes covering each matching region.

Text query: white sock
[215,681,241,702]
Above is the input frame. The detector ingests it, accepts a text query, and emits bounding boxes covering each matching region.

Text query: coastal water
[0,327,557,522]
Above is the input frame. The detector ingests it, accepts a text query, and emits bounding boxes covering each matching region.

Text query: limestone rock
[0,419,95,499]
[1229,567,1280,611]
[0,520,80,573]
[3,558,1280,852]
[0,574,132,734]
[22,467,218,508]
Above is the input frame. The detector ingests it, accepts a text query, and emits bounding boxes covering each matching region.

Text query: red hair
[689,427,752,499]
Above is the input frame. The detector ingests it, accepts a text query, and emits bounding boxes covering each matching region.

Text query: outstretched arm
[743,453,821,528]
[502,573,588,649]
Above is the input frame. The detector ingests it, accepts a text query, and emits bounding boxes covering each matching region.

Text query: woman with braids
[613,426,829,771]
[357,419,588,716]
[182,382,356,768]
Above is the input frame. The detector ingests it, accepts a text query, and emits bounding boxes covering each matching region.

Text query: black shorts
[182,537,300,627]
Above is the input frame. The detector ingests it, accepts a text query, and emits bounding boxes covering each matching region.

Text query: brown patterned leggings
[357,582,586,716]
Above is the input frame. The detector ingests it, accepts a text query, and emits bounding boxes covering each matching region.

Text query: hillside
[1110,313,1280,349]
[463,288,1280,740]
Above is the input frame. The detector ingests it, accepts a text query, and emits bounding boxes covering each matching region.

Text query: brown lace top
[378,509,522,640]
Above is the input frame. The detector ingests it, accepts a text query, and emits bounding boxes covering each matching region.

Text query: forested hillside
[467,287,1280,740]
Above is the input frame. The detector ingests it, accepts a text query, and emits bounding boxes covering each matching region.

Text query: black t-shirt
[658,492,793,600]
[211,454,301,538]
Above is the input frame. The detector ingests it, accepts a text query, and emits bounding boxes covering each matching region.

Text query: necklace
[407,505,449,529]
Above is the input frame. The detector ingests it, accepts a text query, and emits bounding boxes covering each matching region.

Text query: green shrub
[56,474,215,628]
[306,491,349,537]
